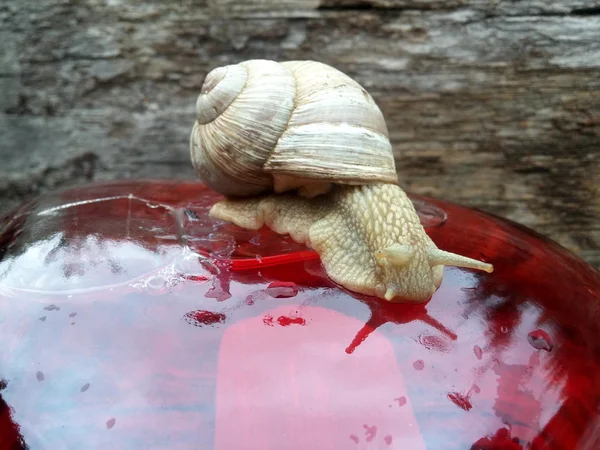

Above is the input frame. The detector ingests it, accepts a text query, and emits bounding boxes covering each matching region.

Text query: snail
[190,59,493,303]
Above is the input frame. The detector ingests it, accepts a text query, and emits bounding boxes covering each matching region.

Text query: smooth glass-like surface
[0,180,599,450]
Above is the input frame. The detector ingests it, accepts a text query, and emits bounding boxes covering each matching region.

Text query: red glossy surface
[1,180,599,450]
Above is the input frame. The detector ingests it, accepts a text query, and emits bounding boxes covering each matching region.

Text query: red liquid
[0,180,599,449]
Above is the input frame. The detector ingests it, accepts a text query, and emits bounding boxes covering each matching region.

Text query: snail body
[191,59,493,303]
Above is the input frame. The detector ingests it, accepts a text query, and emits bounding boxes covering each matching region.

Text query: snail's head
[375,243,494,303]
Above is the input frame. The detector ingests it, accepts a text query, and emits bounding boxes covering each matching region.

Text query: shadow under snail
[189,59,493,303]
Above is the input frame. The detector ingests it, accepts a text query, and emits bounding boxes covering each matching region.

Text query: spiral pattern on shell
[190,59,398,197]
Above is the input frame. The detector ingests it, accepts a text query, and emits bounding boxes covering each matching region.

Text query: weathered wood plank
[1,0,599,268]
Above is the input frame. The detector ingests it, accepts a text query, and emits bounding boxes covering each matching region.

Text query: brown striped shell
[190,59,398,198]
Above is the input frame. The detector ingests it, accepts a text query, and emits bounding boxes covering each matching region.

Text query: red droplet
[363,424,377,442]
[394,396,407,406]
[418,334,451,353]
[276,316,306,327]
[263,315,274,326]
[413,359,425,371]
[266,281,299,298]
[448,392,473,411]
[527,329,554,352]
[349,434,359,444]
[183,310,227,327]
[473,344,483,360]
[472,384,481,394]
[384,435,393,445]
[186,275,209,283]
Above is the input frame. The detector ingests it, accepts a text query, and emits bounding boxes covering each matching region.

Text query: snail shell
[190,59,398,197]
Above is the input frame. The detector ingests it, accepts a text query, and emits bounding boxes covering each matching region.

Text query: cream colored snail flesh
[190,59,493,303]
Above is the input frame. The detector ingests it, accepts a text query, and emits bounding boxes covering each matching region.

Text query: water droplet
[266,281,299,298]
[394,396,407,406]
[39,316,47,322]
[473,345,483,360]
[448,392,472,411]
[276,316,306,327]
[245,289,270,306]
[500,326,508,333]
[413,360,425,371]
[106,418,116,429]
[204,259,232,301]
[384,435,393,445]
[527,329,554,352]
[183,310,227,327]
[81,383,90,392]
[36,371,44,382]
[349,435,359,444]
[44,304,60,311]
[71,322,75,325]
[204,283,231,301]
[144,275,170,295]
[249,234,261,245]
[173,252,210,282]
[69,312,77,318]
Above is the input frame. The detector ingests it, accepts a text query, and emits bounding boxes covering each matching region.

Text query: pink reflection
[215,305,426,450]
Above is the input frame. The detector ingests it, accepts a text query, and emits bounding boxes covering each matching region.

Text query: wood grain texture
[1,0,599,268]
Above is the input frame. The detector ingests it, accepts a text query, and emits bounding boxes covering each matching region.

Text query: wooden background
[1,0,599,268]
